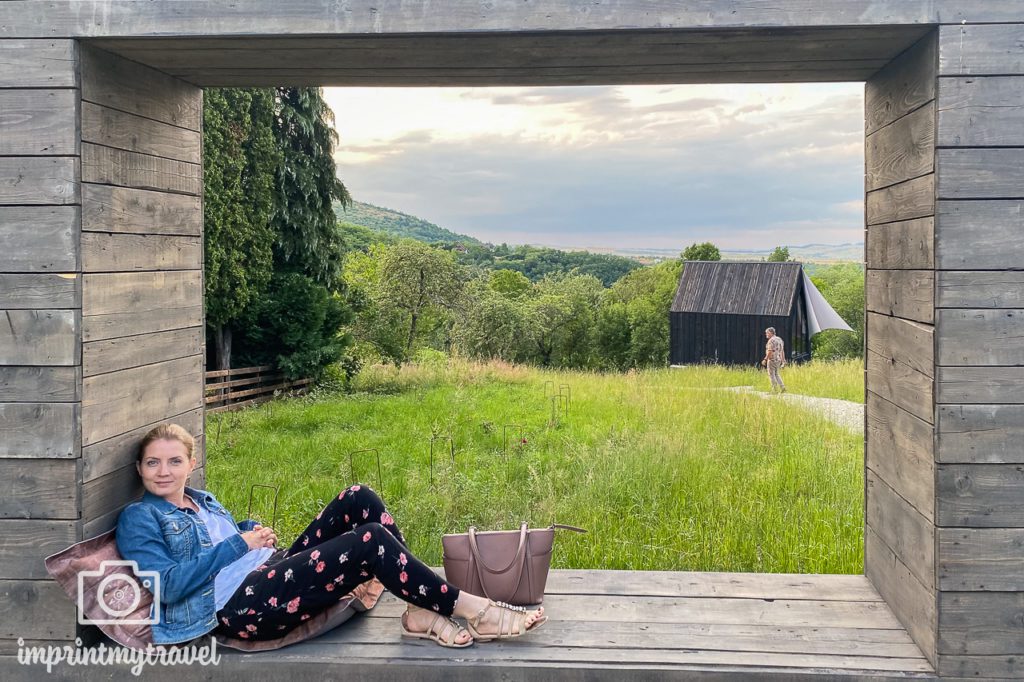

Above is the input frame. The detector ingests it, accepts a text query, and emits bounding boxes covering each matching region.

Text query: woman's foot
[464,599,546,642]
[402,605,473,647]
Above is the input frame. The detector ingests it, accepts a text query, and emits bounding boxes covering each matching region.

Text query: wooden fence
[205,365,313,414]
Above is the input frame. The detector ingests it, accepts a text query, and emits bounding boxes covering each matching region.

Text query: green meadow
[207,358,864,574]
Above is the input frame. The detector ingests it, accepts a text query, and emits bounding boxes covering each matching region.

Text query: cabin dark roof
[670,261,802,316]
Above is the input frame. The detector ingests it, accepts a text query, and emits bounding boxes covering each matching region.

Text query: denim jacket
[115,485,260,645]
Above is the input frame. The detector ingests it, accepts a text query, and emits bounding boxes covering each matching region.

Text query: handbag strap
[467,522,529,600]
[549,523,587,533]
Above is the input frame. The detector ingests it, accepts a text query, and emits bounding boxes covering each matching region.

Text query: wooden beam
[865,270,934,324]
[81,143,201,196]
[865,312,933,378]
[866,470,934,590]
[0,366,79,402]
[938,591,1024,655]
[0,39,76,88]
[0,157,78,205]
[865,174,934,226]
[83,326,203,378]
[82,270,202,342]
[937,309,1024,365]
[936,200,1024,270]
[0,580,77,640]
[0,90,77,155]
[0,403,78,458]
[0,310,77,366]
[0,520,78,579]
[82,184,201,236]
[0,458,78,519]
[938,404,1024,464]
[865,349,932,423]
[865,391,934,521]
[82,406,202,483]
[864,102,934,192]
[938,528,1024,591]
[938,366,1024,404]
[864,31,936,136]
[81,232,201,272]
[939,23,1024,76]
[0,207,79,273]
[938,76,1024,147]
[81,101,201,164]
[937,148,1024,200]
[0,274,78,310]
[937,463,1024,527]
[937,271,1024,308]
[865,217,933,269]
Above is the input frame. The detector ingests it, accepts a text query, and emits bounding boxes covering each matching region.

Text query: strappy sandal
[465,599,548,642]
[401,609,473,648]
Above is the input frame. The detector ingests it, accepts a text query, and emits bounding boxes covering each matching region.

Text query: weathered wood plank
[938,653,1023,680]
[937,463,1024,527]
[938,528,1024,591]
[0,89,77,155]
[82,270,202,342]
[0,3,950,37]
[81,101,201,164]
[0,520,78,579]
[865,312,933,378]
[938,366,1024,404]
[937,148,1024,199]
[0,39,76,88]
[80,45,201,130]
[81,143,201,196]
[865,217,933,269]
[938,76,1024,147]
[0,403,78,457]
[0,580,77,640]
[81,355,204,446]
[81,232,202,272]
[0,206,79,273]
[937,271,1024,308]
[541,570,884,602]
[83,462,143,523]
[938,404,1024,464]
[0,274,77,310]
[864,527,936,666]
[936,200,1024,270]
[866,270,934,324]
[865,31,936,136]
[938,591,1024,656]
[82,405,203,483]
[939,23,1024,77]
[316,614,923,658]
[865,349,932,423]
[0,366,79,402]
[372,591,905,630]
[0,458,78,519]
[865,102,934,192]
[0,310,77,366]
[866,391,934,522]
[0,157,78,205]
[865,470,934,590]
[82,184,202,236]
[937,309,1024,365]
[865,174,934,226]
[84,326,202,377]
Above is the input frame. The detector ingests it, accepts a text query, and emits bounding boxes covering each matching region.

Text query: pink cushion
[44,529,383,651]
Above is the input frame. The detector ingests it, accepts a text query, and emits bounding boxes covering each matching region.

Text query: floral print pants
[215,484,460,641]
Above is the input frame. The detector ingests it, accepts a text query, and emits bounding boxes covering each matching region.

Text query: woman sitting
[115,423,545,647]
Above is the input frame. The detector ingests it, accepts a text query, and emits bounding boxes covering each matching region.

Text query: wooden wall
[863,31,938,668]
[0,37,82,653]
[932,22,1024,680]
[78,45,207,545]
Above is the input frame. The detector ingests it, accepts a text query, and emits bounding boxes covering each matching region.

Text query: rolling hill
[334,200,481,245]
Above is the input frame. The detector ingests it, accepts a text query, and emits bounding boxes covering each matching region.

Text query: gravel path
[726,386,863,433]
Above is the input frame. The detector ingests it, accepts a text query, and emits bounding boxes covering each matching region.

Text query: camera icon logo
[77,560,160,626]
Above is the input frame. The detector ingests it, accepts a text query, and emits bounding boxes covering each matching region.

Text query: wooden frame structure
[2,1,1023,679]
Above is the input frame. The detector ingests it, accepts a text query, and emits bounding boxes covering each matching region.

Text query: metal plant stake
[247,483,280,530]
[346,448,384,493]
[502,423,525,456]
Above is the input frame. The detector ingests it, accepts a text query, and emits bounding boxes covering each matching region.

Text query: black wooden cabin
[670,261,811,366]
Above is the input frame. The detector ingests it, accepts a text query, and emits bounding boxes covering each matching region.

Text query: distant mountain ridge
[334,200,481,245]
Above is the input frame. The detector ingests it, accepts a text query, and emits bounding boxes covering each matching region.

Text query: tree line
[202,90,865,380]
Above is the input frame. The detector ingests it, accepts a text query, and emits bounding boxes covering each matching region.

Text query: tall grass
[207,358,864,575]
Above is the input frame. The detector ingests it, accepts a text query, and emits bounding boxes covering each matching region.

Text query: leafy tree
[593,302,632,371]
[810,263,865,359]
[203,88,278,371]
[272,87,352,288]
[681,242,721,261]
[488,269,532,299]
[767,246,791,262]
[453,281,531,362]
[526,274,604,367]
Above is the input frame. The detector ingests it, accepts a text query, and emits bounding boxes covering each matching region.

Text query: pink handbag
[441,522,586,606]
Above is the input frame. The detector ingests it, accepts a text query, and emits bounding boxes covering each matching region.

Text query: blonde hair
[137,423,195,462]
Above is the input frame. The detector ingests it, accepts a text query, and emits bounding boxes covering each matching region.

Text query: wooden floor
[3,570,935,681]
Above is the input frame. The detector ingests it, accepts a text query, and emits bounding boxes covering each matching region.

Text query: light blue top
[189,495,274,611]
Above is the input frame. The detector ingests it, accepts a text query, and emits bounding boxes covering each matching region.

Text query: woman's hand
[241,525,277,550]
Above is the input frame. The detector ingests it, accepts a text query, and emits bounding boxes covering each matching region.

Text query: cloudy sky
[323,83,864,251]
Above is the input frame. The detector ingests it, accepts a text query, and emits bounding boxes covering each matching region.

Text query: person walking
[762,327,787,393]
